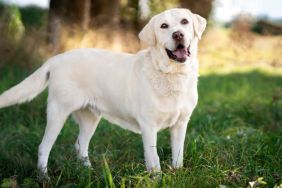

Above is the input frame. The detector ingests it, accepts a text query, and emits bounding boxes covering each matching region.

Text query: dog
[0,8,206,175]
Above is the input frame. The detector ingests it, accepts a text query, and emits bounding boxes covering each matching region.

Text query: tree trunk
[66,0,91,29]
[179,0,213,19]
[90,0,120,26]
[47,0,65,52]
[47,0,91,52]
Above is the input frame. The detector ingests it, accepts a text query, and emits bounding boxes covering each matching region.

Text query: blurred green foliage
[0,3,25,41]
[150,0,178,14]
[0,2,47,30]
[19,6,47,28]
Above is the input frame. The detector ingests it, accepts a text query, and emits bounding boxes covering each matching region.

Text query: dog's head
[139,8,206,64]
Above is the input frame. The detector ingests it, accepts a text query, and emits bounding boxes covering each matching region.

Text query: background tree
[47,0,91,52]
[90,0,120,26]
[179,0,213,19]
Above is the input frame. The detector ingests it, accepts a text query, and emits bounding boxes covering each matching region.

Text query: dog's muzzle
[165,44,191,63]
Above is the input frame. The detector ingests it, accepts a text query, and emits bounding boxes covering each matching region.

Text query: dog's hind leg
[73,109,101,167]
[37,99,73,175]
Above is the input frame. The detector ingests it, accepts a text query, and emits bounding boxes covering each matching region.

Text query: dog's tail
[0,62,51,109]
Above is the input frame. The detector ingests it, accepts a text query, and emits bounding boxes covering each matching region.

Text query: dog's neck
[141,40,199,97]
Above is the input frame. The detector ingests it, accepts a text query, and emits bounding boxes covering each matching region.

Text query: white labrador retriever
[0,8,206,175]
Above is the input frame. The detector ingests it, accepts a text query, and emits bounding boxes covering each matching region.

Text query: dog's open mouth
[165,44,191,63]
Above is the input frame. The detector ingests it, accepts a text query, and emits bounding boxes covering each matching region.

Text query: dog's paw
[37,171,50,182]
[149,171,162,182]
[78,156,92,168]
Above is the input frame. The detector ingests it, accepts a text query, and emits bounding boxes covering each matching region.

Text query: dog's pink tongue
[172,48,188,59]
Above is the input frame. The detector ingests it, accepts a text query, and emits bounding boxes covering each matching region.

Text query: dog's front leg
[170,120,189,168]
[140,126,161,171]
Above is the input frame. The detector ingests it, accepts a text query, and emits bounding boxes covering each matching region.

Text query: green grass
[0,65,281,187]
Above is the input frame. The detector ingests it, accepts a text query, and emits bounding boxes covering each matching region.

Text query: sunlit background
[1,0,282,73]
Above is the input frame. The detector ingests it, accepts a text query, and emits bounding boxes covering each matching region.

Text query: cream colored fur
[0,8,206,175]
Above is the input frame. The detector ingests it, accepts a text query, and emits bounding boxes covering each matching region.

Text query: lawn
[0,64,281,187]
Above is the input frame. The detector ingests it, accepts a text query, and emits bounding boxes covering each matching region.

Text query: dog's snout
[172,31,184,41]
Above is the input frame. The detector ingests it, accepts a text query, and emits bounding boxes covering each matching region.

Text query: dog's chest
[152,92,197,129]
[143,74,198,129]
[154,110,182,130]
[149,72,187,97]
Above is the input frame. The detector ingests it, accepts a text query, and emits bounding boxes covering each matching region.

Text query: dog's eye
[181,19,189,25]
[160,23,169,29]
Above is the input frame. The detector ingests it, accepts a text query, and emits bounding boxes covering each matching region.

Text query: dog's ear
[138,18,156,46]
[191,13,206,39]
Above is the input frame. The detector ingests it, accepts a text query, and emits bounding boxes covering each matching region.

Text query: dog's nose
[172,31,184,41]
